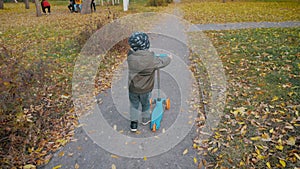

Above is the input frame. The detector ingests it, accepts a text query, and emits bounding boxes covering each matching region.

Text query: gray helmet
[128,32,150,51]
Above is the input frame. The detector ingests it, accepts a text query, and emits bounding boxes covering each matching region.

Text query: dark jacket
[127,49,171,94]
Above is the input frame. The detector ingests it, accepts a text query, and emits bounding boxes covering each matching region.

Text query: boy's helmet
[128,32,150,51]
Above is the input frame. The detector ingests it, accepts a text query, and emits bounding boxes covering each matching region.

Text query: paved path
[190,21,300,31]
[40,10,200,169]
[39,11,299,169]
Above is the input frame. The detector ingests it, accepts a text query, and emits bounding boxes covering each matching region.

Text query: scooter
[150,54,171,132]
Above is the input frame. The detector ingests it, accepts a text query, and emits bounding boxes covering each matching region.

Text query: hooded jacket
[127,49,171,94]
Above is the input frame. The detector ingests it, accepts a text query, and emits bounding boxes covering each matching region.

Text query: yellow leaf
[240,161,245,166]
[112,164,116,169]
[261,133,271,141]
[294,153,300,160]
[143,156,147,161]
[279,159,286,168]
[240,125,247,136]
[193,143,198,149]
[287,136,296,146]
[111,155,119,158]
[275,145,283,151]
[58,151,65,157]
[183,149,188,155]
[266,162,271,169]
[52,165,62,169]
[271,96,279,102]
[269,128,274,133]
[250,136,261,141]
[3,81,10,86]
[211,147,218,153]
[255,148,261,155]
[257,154,266,160]
[193,157,198,164]
[75,163,80,169]
[23,164,36,169]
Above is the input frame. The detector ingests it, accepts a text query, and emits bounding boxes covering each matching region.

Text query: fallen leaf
[271,96,279,102]
[266,162,271,169]
[276,145,284,151]
[240,125,247,136]
[111,154,119,158]
[193,157,198,164]
[112,164,116,169]
[279,159,286,168]
[75,163,80,169]
[294,153,300,160]
[286,136,296,146]
[23,164,36,169]
[250,136,261,141]
[52,165,62,169]
[143,156,147,161]
[58,151,65,157]
[261,133,271,141]
[183,149,188,155]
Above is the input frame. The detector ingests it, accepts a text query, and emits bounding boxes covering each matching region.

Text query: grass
[180,0,300,24]
[191,27,299,168]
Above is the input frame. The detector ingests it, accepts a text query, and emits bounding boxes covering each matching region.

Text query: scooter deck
[150,98,166,131]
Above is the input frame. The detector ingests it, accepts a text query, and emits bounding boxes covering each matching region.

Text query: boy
[127,32,171,132]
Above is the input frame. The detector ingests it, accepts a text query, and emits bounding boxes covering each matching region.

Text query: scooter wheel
[152,123,156,132]
[166,98,170,110]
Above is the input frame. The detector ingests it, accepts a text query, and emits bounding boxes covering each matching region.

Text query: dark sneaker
[142,118,151,126]
[130,121,138,132]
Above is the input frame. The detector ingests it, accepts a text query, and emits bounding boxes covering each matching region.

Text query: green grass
[193,27,300,168]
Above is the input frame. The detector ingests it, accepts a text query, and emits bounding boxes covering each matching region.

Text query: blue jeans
[129,92,151,122]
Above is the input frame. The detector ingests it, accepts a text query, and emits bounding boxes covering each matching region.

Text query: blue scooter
[150,54,171,132]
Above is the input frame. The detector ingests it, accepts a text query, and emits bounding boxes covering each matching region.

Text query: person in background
[41,0,51,14]
[91,0,96,12]
[74,0,82,13]
[68,0,75,13]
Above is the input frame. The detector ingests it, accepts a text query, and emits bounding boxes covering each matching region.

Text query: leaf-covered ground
[180,1,299,168]
[0,3,128,168]
[191,27,299,169]
[0,1,171,167]
[181,0,300,24]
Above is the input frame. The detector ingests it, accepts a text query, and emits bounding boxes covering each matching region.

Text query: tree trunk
[0,0,4,9]
[25,0,30,9]
[81,0,92,14]
[34,0,42,17]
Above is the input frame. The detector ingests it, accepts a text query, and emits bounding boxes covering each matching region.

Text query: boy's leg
[129,92,140,122]
[140,92,151,124]
[47,6,51,13]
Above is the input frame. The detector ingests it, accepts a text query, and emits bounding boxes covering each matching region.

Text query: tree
[25,0,30,9]
[34,0,42,16]
[81,0,92,14]
[0,0,4,9]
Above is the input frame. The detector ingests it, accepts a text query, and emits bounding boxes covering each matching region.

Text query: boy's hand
[168,55,173,59]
